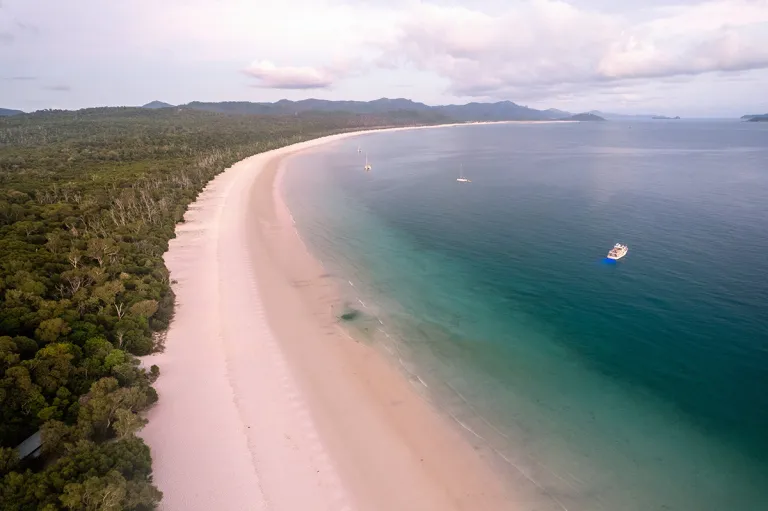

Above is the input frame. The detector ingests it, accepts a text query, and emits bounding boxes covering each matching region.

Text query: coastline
[140,123,517,510]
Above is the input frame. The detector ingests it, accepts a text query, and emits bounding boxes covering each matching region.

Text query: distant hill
[432,100,563,121]
[588,110,658,120]
[0,107,24,116]
[747,114,768,122]
[184,98,432,116]
[564,113,606,121]
[142,101,174,109]
[652,115,681,120]
[544,108,573,118]
[180,98,567,122]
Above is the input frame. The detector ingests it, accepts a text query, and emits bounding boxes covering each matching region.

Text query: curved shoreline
[140,124,516,510]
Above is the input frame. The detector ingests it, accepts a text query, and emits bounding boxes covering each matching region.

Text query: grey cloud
[0,12,39,44]
[243,61,334,89]
[597,25,768,80]
[374,0,768,100]
[453,72,702,104]
[247,80,331,90]
[7,76,37,80]
[15,21,32,29]
[712,71,761,83]
[44,84,71,92]
[457,81,593,103]
[242,59,365,89]
[15,21,39,33]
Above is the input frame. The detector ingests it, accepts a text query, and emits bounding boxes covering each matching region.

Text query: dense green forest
[0,107,439,510]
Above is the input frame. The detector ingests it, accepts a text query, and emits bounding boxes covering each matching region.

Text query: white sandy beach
[140,123,521,510]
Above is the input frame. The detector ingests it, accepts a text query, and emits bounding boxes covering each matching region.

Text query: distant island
[0,107,24,116]
[743,113,768,122]
[651,115,681,120]
[564,113,606,122]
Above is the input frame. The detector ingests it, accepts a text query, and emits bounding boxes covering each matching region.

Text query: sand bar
[141,124,520,510]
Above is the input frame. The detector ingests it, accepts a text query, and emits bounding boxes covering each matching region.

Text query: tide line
[444,382,509,440]
[492,449,570,511]
[448,412,484,440]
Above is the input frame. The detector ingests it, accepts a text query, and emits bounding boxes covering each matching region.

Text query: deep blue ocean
[283,120,768,510]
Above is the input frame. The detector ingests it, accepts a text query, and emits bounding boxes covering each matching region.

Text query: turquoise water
[283,121,768,510]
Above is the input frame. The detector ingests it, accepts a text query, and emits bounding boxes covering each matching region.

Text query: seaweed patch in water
[339,308,361,321]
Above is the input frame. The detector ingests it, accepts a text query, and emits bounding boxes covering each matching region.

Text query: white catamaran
[607,243,628,260]
[364,153,372,171]
[456,164,471,183]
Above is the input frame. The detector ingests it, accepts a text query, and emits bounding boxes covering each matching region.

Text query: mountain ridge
[177,98,569,121]
[0,107,24,116]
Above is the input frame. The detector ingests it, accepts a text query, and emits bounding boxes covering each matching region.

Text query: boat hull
[606,249,628,260]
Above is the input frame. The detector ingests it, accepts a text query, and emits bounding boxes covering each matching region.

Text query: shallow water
[283,121,768,510]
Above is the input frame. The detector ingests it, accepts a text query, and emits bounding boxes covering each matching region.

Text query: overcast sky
[2,0,767,116]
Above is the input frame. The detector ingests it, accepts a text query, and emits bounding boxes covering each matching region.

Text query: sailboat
[357,146,362,153]
[456,164,471,183]
[364,153,372,171]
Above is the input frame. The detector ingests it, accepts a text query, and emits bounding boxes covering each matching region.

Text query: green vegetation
[0,106,434,509]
